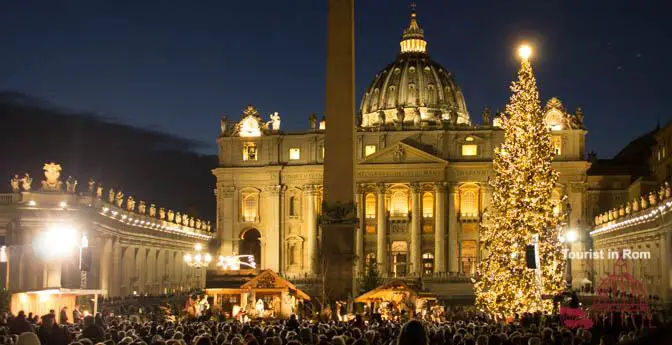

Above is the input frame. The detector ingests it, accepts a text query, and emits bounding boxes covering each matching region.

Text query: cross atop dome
[400,2,427,54]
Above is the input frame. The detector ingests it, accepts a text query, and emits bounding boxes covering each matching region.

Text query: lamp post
[183,244,211,290]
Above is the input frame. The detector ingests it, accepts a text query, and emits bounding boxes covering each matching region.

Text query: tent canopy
[355,280,435,303]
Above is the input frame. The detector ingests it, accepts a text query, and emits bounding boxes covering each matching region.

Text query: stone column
[99,237,113,294]
[434,183,446,273]
[355,187,365,278]
[661,232,671,301]
[448,184,459,273]
[262,185,282,272]
[410,183,422,276]
[218,186,236,256]
[304,184,319,275]
[376,184,387,276]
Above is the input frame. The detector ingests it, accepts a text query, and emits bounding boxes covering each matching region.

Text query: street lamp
[183,244,211,290]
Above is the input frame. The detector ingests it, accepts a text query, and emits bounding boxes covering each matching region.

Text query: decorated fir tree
[474,45,566,318]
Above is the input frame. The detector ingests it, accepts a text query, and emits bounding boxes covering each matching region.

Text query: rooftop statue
[10,175,20,192]
[115,191,124,207]
[65,176,78,193]
[41,163,63,192]
[97,184,104,199]
[127,196,136,212]
[88,179,96,193]
[149,204,157,217]
[268,112,281,131]
[21,173,32,192]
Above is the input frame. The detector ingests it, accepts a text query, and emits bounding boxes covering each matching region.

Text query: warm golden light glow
[462,144,478,156]
[289,148,301,160]
[194,243,203,251]
[365,145,377,157]
[518,44,532,60]
[239,116,262,137]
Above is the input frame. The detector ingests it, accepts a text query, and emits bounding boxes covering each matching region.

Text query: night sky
[2,0,670,158]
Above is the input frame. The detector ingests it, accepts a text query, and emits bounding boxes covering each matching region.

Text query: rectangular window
[365,145,377,157]
[461,144,478,156]
[552,136,562,156]
[243,143,257,161]
[422,224,433,233]
[289,148,301,160]
[365,225,376,234]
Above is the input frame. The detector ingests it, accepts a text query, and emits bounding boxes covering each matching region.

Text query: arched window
[390,191,409,217]
[391,241,408,277]
[426,84,437,105]
[365,253,377,274]
[387,85,397,108]
[242,193,258,222]
[365,193,376,218]
[459,187,479,219]
[422,252,434,276]
[461,240,477,275]
[408,83,416,106]
[371,88,380,111]
[422,192,434,218]
[289,195,298,217]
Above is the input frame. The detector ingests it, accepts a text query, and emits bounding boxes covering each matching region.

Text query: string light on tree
[474,43,566,319]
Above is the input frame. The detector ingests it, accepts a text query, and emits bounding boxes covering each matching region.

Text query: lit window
[422,192,434,218]
[289,148,301,160]
[461,240,477,275]
[465,136,474,142]
[462,144,478,156]
[552,136,562,156]
[422,224,433,233]
[322,146,325,159]
[365,145,377,157]
[422,253,434,276]
[663,146,667,159]
[319,120,326,130]
[289,196,299,217]
[460,187,479,219]
[243,143,257,161]
[390,191,409,217]
[365,224,376,234]
[551,124,563,131]
[365,194,376,218]
[242,194,258,222]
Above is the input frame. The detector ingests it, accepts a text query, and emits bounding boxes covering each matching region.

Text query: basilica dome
[359,9,470,128]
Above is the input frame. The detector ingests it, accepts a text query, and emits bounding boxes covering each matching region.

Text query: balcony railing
[241,216,258,222]
[0,193,21,205]
[459,212,480,221]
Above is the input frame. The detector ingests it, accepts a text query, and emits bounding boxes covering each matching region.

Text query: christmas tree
[474,45,566,318]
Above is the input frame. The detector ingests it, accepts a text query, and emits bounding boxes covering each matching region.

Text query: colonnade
[97,236,203,296]
[354,182,483,277]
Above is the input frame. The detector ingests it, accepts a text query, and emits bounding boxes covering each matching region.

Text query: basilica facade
[213,9,593,290]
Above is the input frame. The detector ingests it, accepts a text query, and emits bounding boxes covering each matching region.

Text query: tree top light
[518,44,532,60]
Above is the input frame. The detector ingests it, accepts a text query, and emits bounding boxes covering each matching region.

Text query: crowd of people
[0,299,670,345]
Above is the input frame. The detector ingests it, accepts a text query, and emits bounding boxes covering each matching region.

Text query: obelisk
[322,0,355,301]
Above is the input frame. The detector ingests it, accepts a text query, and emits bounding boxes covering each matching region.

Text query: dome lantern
[400,3,427,54]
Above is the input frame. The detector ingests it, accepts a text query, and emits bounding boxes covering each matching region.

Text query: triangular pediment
[359,142,447,165]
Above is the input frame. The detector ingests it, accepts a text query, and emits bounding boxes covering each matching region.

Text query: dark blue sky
[2,0,670,157]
